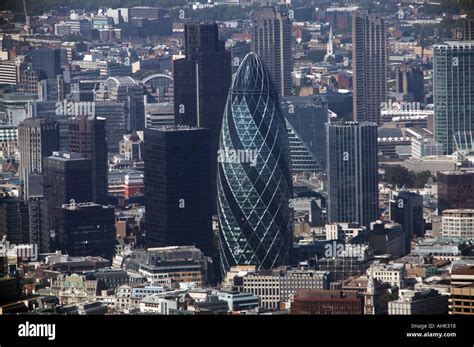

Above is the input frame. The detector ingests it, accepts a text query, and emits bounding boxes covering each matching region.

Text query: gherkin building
[217,52,293,273]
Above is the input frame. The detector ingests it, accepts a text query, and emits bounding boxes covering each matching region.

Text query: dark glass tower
[327,121,379,227]
[68,116,108,205]
[173,22,232,212]
[217,52,293,272]
[43,152,92,252]
[144,126,213,256]
[26,48,62,80]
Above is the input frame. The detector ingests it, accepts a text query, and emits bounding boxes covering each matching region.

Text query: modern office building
[173,23,231,212]
[144,126,213,255]
[438,171,474,212]
[217,52,293,272]
[145,102,174,128]
[18,118,60,199]
[26,48,62,80]
[233,269,329,309]
[442,209,474,239]
[290,289,364,315]
[388,289,448,315]
[389,191,425,244]
[18,117,60,180]
[461,17,474,41]
[0,61,18,86]
[94,101,127,153]
[43,152,93,252]
[433,42,474,154]
[281,96,329,169]
[326,121,378,227]
[251,4,292,96]
[396,64,424,103]
[450,285,474,315]
[0,194,30,244]
[56,202,115,259]
[286,121,321,173]
[96,77,145,133]
[352,10,387,124]
[68,116,108,205]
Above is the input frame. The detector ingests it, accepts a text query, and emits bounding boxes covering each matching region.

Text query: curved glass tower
[217,52,293,273]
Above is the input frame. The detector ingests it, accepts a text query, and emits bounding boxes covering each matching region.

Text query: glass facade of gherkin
[217,52,293,273]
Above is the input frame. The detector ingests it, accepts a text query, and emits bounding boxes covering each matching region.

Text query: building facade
[251,4,293,96]
[352,11,387,124]
[144,126,213,255]
[433,42,474,154]
[68,116,108,205]
[442,209,474,239]
[326,121,378,227]
[173,23,232,213]
[217,53,293,272]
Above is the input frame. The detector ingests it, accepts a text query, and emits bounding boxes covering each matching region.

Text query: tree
[383,165,415,188]
[305,49,326,63]
[413,171,432,188]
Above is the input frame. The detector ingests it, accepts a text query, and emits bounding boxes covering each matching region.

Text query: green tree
[383,165,415,188]
[413,171,432,188]
[304,49,326,63]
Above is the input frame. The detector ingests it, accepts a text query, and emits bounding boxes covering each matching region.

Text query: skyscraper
[462,17,474,41]
[327,121,378,227]
[352,11,387,124]
[396,64,424,103]
[251,4,292,96]
[390,191,425,249]
[438,171,474,213]
[281,95,329,169]
[26,48,62,80]
[18,118,60,199]
[144,126,213,256]
[173,22,232,212]
[96,77,145,133]
[433,42,474,154]
[43,152,92,252]
[56,202,116,259]
[217,52,293,272]
[0,193,30,244]
[68,116,108,205]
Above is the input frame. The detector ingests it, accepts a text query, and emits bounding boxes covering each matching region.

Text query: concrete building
[442,209,474,239]
[369,262,405,288]
[352,11,387,124]
[450,284,474,315]
[290,289,364,315]
[438,171,474,213]
[388,289,448,315]
[251,5,292,96]
[215,291,259,312]
[233,268,329,309]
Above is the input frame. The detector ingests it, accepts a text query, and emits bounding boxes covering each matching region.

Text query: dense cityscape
[0,0,474,322]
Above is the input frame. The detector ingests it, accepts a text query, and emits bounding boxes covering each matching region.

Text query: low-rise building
[233,268,329,309]
[216,291,259,312]
[442,209,474,239]
[290,289,364,315]
[369,262,406,288]
[388,289,448,315]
